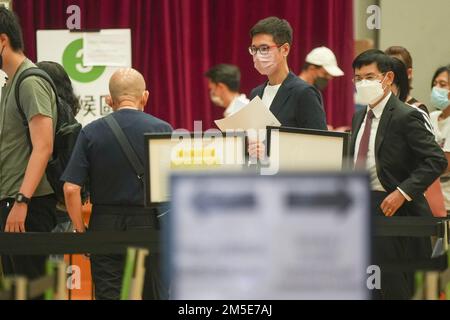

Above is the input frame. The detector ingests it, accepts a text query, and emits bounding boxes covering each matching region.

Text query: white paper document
[83,29,132,67]
[214,96,281,132]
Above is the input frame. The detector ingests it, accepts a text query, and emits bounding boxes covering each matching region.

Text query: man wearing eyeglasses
[247,17,327,159]
[248,17,327,130]
[350,49,447,299]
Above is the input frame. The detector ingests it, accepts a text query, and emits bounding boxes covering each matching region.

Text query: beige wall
[354,0,450,107]
[354,0,378,45]
[379,0,450,107]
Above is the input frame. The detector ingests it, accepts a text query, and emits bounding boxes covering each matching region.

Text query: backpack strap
[14,68,61,147]
[104,114,145,183]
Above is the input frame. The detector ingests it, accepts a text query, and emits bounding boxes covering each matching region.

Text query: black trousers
[371,191,431,300]
[89,208,168,300]
[0,195,57,280]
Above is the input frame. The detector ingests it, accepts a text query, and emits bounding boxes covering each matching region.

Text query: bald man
[62,68,172,300]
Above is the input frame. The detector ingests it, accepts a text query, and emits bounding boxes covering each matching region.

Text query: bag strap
[14,68,61,153]
[15,67,61,129]
[104,114,145,182]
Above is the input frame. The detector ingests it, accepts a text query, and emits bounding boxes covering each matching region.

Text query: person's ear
[106,95,114,108]
[141,90,149,109]
[0,34,8,48]
[407,68,413,80]
[281,43,290,57]
[385,71,395,86]
[216,83,227,95]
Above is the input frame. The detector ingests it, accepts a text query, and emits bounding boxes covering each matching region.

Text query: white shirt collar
[224,94,248,117]
[117,106,140,111]
[367,92,391,119]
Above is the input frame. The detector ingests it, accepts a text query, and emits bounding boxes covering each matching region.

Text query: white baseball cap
[305,46,344,77]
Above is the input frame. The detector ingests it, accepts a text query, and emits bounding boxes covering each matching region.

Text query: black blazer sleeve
[294,86,327,130]
[398,109,448,199]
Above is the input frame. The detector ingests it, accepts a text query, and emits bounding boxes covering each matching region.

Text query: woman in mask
[430,66,450,112]
[429,65,450,212]
[392,58,447,220]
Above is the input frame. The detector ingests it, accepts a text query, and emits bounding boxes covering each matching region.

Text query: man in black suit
[247,17,327,159]
[350,50,447,299]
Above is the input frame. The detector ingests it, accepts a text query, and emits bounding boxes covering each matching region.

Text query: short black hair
[0,6,24,51]
[352,49,393,74]
[390,57,409,102]
[250,16,293,46]
[205,64,241,92]
[431,65,450,89]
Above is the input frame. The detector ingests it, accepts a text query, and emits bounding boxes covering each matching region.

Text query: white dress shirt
[354,92,411,200]
[224,94,250,117]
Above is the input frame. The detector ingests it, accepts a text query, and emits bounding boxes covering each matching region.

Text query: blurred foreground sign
[169,173,371,300]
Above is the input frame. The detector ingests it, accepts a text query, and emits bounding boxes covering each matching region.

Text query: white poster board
[36,29,132,126]
[169,173,371,300]
[83,29,132,67]
[268,127,350,171]
[145,132,246,206]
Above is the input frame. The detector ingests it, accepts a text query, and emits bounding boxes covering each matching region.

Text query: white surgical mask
[355,76,386,105]
[210,92,225,107]
[430,87,450,111]
[253,51,279,76]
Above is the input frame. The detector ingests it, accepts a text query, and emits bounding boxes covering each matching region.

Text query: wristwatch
[15,193,31,205]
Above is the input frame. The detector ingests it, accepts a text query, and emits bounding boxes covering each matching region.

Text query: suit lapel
[375,95,396,158]
[269,72,296,117]
[254,84,266,99]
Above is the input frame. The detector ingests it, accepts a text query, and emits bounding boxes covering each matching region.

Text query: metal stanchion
[130,248,149,300]
[120,247,149,300]
[2,277,28,300]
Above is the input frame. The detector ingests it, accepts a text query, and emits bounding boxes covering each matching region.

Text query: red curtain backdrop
[13,0,354,130]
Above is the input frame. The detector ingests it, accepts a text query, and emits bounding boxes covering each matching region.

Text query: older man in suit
[350,49,447,299]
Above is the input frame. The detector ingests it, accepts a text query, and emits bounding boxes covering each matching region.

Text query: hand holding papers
[214,97,278,163]
[214,96,281,133]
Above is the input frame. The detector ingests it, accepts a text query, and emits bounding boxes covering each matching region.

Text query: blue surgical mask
[430,87,450,110]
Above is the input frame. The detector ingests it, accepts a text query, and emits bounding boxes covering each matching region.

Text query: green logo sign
[62,38,105,83]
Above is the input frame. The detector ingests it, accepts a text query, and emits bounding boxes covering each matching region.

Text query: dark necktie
[355,110,375,169]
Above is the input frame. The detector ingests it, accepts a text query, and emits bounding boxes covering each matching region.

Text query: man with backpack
[0,7,57,280]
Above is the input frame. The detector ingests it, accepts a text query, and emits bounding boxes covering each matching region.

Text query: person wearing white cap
[299,46,344,91]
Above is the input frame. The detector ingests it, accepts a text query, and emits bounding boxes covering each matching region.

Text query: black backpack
[15,67,82,203]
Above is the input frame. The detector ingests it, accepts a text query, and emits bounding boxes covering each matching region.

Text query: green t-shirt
[0,59,57,200]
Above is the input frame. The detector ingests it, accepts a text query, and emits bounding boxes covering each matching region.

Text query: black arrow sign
[192,193,256,213]
[286,190,353,213]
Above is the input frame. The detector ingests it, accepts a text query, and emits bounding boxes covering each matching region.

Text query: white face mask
[355,76,386,105]
[210,92,225,107]
[253,51,279,76]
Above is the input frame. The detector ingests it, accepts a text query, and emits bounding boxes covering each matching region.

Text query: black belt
[92,204,157,216]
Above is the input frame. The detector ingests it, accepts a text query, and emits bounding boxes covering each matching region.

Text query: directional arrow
[286,190,353,213]
[192,193,256,213]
